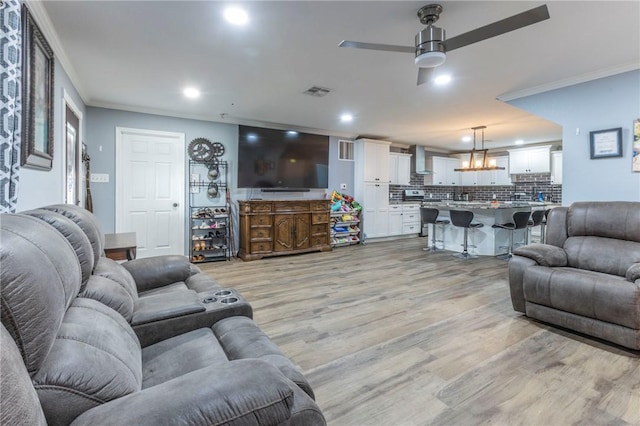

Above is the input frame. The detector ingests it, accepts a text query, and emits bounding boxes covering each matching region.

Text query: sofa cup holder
[220,297,239,304]
[213,289,233,296]
[202,296,218,304]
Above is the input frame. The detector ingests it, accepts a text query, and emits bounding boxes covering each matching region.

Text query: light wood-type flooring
[200,237,640,426]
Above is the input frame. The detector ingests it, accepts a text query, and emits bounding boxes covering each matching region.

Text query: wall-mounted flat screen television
[237,125,329,189]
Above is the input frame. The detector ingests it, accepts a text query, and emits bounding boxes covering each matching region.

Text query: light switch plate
[90,173,109,183]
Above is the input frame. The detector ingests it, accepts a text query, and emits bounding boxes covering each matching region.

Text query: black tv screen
[237,125,329,189]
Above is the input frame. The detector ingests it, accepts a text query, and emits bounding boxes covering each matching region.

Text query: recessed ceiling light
[461,135,472,142]
[286,131,299,137]
[183,87,200,99]
[434,74,452,85]
[224,7,248,25]
[515,139,524,145]
[340,113,353,123]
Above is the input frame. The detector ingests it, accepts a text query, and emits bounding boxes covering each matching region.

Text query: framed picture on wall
[21,4,55,170]
[589,127,622,159]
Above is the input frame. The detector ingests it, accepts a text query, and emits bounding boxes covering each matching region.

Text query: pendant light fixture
[454,126,505,172]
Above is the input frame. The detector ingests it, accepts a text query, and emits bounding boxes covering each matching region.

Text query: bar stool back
[449,210,484,259]
[493,211,531,260]
[420,208,450,252]
[527,209,546,244]
[540,209,551,244]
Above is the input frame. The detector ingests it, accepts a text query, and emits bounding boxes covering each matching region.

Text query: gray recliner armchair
[1,214,325,425]
[22,205,251,346]
[508,201,640,350]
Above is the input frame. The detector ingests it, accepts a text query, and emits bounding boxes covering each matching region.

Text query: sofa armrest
[626,263,640,282]
[122,255,191,292]
[513,244,568,267]
[70,360,299,426]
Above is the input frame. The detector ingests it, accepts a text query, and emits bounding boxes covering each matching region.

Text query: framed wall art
[633,119,640,172]
[589,127,622,159]
[21,4,55,170]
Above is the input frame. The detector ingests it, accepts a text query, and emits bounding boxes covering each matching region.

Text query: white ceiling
[39,1,640,152]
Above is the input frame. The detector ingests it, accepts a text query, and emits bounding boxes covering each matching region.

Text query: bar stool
[527,210,546,244]
[449,210,484,259]
[420,208,450,252]
[492,211,531,260]
[540,209,551,244]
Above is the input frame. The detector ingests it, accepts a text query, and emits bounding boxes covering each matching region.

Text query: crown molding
[24,0,89,104]
[497,62,640,102]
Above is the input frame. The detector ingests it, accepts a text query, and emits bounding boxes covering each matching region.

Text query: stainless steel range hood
[409,145,432,175]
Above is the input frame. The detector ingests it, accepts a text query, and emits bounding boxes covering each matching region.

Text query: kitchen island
[420,201,555,256]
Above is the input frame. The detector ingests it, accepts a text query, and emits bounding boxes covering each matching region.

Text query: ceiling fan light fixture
[415,50,446,68]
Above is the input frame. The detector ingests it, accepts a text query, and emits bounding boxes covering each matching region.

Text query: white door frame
[115,127,186,256]
[62,89,83,205]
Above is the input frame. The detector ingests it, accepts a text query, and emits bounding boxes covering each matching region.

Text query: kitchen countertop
[420,201,559,209]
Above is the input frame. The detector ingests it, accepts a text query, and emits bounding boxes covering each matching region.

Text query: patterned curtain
[1,0,21,213]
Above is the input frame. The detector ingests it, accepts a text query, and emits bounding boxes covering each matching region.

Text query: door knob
[173,203,179,207]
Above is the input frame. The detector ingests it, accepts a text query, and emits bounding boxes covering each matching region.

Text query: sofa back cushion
[33,297,142,426]
[564,236,640,277]
[563,202,640,276]
[0,324,47,426]
[80,275,135,321]
[41,204,105,268]
[94,257,139,300]
[21,209,94,291]
[0,214,81,375]
[567,201,640,242]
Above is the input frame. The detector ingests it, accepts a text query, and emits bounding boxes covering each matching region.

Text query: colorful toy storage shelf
[330,191,362,248]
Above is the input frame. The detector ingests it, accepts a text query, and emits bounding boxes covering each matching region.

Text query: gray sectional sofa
[508,201,640,350]
[1,208,325,425]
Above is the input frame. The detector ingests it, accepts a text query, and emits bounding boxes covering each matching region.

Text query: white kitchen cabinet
[425,156,460,186]
[388,204,403,236]
[508,146,551,174]
[477,156,512,185]
[354,139,392,239]
[389,152,412,185]
[362,182,389,238]
[551,151,563,184]
[359,139,391,183]
[460,170,479,186]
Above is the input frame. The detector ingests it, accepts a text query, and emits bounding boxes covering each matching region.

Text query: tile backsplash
[389,172,562,204]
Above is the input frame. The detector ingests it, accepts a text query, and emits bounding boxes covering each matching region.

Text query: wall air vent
[303,86,332,97]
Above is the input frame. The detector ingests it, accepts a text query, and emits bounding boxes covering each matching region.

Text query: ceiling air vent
[303,86,332,97]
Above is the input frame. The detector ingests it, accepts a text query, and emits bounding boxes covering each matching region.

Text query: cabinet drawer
[310,201,329,211]
[250,241,272,253]
[249,203,273,213]
[402,223,421,234]
[311,224,328,235]
[274,202,308,212]
[311,213,329,224]
[250,228,272,239]
[402,204,420,212]
[389,204,402,212]
[402,213,420,224]
[250,215,271,226]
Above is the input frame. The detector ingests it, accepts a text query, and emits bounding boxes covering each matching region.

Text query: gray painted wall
[508,70,640,204]
[328,136,355,196]
[85,107,238,234]
[17,58,86,211]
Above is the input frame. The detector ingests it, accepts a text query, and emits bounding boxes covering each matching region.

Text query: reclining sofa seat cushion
[510,201,640,350]
[0,214,326,425]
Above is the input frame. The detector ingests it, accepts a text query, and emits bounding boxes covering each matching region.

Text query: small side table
[104,232,137,261]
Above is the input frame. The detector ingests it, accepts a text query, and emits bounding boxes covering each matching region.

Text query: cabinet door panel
[294,214,310,250]
[273,215,294,252]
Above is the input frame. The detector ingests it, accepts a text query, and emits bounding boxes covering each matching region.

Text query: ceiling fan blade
[442,4,549,52]
[417,68,433,86]
[338,40,415,54]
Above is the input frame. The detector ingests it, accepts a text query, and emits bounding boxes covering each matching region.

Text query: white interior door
[115,127,185,258]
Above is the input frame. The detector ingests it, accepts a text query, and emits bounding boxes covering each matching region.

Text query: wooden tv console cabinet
[238,199,332,261]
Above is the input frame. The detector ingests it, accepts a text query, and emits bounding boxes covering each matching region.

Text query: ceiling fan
[338,4,550,85]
